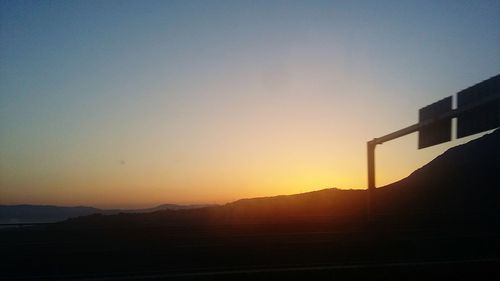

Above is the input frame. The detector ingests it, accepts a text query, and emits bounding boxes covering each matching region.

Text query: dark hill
[0,204,213,224]
[4,130,500,280]
[377,128,500,216]
[65,129,500,227]
[0,205,100,223]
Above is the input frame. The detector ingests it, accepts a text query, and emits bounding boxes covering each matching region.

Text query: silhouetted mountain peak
[378,129,500,214]
[56,129,500,226]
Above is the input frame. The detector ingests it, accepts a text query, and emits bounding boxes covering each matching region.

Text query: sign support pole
[367,141,376,219]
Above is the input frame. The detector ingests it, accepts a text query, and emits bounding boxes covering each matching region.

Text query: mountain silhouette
[64,129,500,227]
[3,130,499,280]
[377,128,500,217]
[0,205,101,223]
[0,204,214,224]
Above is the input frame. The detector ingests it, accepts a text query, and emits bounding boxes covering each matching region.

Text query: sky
[1,0,499,208]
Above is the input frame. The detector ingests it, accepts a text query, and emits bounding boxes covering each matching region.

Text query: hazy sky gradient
[1,0,499,208]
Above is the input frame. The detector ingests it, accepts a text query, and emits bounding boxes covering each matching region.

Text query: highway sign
[457,74,500,138]
[418,96,452,149]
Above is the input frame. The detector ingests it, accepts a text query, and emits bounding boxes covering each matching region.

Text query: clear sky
[1,0,499,208]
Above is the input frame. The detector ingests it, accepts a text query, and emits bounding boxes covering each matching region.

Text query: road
[2,220,499,280]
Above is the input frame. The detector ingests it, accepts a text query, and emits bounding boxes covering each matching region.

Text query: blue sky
[1,0,499,207]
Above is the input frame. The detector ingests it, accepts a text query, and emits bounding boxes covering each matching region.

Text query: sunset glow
[1,1,499,208]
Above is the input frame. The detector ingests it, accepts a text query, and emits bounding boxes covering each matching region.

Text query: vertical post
[367,141,376,219]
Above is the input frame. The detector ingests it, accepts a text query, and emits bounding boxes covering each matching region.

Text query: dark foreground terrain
[2,130,499,280]
[1,216,500,280]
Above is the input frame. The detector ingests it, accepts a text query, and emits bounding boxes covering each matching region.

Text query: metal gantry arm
[367,123,421,217]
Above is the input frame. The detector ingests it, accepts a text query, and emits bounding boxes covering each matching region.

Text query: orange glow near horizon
[1,117,488,209]
[1,1,499,209]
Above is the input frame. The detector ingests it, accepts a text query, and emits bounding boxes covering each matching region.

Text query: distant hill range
[61,129,500,227]
[0,204,214,224]
[2,129,499,226]
[2,129,499,280]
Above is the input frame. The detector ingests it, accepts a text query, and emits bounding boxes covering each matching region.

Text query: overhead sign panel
[418,96,452,149]
[457,74,500,138]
